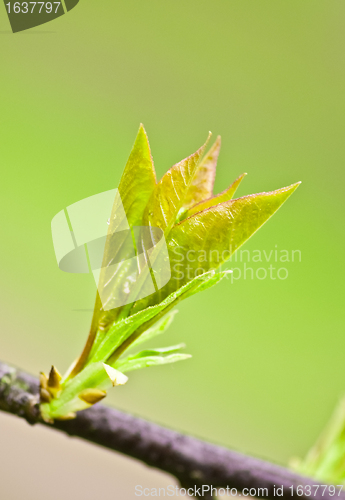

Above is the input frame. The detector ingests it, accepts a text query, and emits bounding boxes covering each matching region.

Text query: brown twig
[0,360,340,500]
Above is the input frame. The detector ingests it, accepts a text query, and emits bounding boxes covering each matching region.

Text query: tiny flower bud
[48,365,62,389]
[47,365,62,398]
[79,389,107,405]
[57,413,77,421]
[40,388,52,403]
[39,372,48,391]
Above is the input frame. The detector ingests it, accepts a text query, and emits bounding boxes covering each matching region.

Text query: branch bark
[0,360,340,500]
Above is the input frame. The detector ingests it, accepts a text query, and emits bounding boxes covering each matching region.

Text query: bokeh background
[0,1,344,499]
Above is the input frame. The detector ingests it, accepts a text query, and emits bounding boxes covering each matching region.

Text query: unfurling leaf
[183,135,221,210]
[90,270,229,365]
[166,183,300,289]
[129,310,178,350]
[72,125,157,376]
[184,172,246,219]
[142,134,210,235]
[116,124,157,227]
[115,345,191,373]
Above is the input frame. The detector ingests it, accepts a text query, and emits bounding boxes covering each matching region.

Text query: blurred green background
[0,1,344,498]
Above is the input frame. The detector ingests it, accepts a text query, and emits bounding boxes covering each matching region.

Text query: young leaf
[291,396,345,484]
[184,173,246,219]
[115,124,157,227]
[71,125,157,377]
[142,135,210,236]
[98,124,157,303]
[112,135,211,320]
[119,344,186,363]
[129,309,178,350]
[153,183,300,299]
[89,270,228,365]
[181,270,232,300]
[114,349,191,373]
[182,136,221,209]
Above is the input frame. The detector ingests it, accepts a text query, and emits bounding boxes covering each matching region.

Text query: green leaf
[115,347,191,373]
[129,309,178,350]
[181,270,231,300]
[142,135,210,235]
[116,124,157,227]
[185,172,246,219]
[183,135,221,210]
[128,344,186,356]
[89,270,227,365]
[158,183,300,296]
[71,125,157,377]
[116,135,211,319]
[98,124,157,307]
[291,396,345,484]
